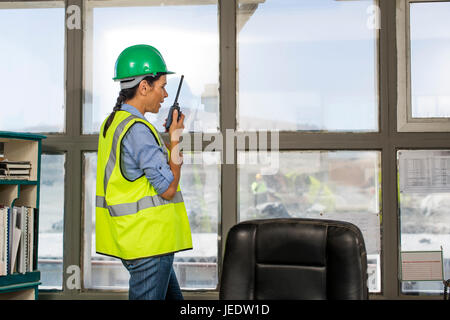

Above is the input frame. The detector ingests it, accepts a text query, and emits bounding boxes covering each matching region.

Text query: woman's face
[144,74,168,113]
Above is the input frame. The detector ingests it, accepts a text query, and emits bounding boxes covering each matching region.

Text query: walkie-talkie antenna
[173,75,184,104]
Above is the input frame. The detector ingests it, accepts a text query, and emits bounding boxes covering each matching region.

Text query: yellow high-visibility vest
[95,110,192,260]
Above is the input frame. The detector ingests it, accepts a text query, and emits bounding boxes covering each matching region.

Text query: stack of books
[0,161,31,180]
[0,206,34,276]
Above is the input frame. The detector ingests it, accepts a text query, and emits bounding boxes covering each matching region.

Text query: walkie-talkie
[165,75,184,131]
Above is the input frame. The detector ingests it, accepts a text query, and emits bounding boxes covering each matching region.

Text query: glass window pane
[398,150,450,295]
[0,5,65,133]
[410,2,450,118]
[39,154,65,289]
[83,1,219,134]
[238,151,381,292]
[83,152,127,290]
[83,152,220,290]
[176,152,220,289]
[237,0,378,132]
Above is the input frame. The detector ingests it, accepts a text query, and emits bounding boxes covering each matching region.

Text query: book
[0,207,7,276]
[7,207,12,274]
[2,207,7,276]
[8,169,30,175]
[10,207,21,274]
[2,176,29,180]
[0,167,30,180]
[18,207,27,274]
[27,208,34,272]
[0,161,31,170]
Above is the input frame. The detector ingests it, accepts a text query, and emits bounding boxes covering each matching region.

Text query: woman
[95,44,192,300]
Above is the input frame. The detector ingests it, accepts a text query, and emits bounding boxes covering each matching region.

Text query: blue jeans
[121,253,183,300]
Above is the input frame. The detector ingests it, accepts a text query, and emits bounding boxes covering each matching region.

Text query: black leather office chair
[219,218,368,300]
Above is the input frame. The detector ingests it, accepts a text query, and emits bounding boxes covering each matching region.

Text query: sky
[1,1,449,133]
[0,7,65,132]
[1,0,378,133]
[410,2,450,117]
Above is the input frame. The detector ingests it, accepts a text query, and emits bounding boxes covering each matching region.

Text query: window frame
[396,148,450,296]
[396,0,450,132]
[0,0,66,134]
[2,0,449,300]
[80,0,222,293]
[38,151,66,290]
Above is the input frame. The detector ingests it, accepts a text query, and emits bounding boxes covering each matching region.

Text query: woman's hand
[168,109,184,168]
[168,109,185,141]
[160,110,184,201]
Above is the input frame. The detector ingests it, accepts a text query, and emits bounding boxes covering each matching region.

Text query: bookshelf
[0,131,46,300]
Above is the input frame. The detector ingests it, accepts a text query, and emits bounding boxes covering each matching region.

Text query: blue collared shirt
[120,104,173,194]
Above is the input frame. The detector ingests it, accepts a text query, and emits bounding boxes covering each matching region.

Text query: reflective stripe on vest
[103,114,138,197]
[96,191,184,217]
[102,114,179,217]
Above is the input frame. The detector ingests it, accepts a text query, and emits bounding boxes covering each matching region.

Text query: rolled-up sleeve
[121,123,174,194]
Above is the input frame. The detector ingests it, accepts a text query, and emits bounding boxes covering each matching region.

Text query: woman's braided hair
[102,73,164,138]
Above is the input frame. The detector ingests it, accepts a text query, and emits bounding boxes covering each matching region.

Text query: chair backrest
[219,218,368,300]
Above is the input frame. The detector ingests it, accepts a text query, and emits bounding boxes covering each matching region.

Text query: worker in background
[95,44,192,300]
[251,173,291,219]
[304,175,336,212]
[251,173,268,207]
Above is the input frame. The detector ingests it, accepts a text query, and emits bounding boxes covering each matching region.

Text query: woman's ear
[138,80,152,96]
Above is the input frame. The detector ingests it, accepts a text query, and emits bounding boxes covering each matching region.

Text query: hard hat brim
[113,70,175,81]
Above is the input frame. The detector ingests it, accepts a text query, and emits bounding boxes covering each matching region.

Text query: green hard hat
[113,44,174,88]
